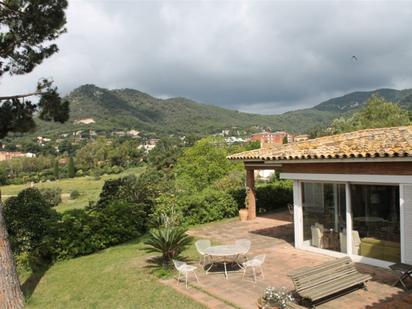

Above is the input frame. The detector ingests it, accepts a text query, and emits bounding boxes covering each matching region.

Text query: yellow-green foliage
[174,136,243,192]
[331,94,410,134]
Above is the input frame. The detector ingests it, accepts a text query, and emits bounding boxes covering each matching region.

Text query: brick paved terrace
[164,210,412,309]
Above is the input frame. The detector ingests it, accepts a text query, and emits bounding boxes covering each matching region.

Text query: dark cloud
[2,0,412,114]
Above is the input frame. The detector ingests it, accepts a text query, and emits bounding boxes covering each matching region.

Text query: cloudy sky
[2,0,412,114]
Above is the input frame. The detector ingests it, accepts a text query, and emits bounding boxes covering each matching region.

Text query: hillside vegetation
[32,85,412,137]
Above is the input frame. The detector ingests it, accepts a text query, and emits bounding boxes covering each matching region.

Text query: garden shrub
[228,180,293,213]
[0,167,7,185]
[4,188,59,257]
[70,190,80,199]
[228,187,247,210]
[54,201,146,259]
[54,209,100,258]
[181,188,238,225]
[256,180,293,213]
[144,227,193,267]
[75,169,83,177]
[39,187,62,207]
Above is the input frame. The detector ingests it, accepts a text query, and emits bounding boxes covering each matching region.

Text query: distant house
[0,151,25,161]
[25,152,36,158]
[225,136,244,144]
[126,129,140,137]
[74,118,95,125]
[250,131,292,146]
[36,136,51,143]
[138,144,156,152]
[229,125,412,268]
[147,138,159,145]
[138,138,159,153]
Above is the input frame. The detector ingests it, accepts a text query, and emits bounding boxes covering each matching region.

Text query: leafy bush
[256,181,293,213]
[175,137,242,192]
[39,187,62,207]
[54,201,146,259]
[228,187,247,209]
[75,169,84,177]
[4,188,59,257]
[0,167,7,185]
[144,227,193,267]
[93,169,101,180]
[181,188,238,225]
[228,180,293,213]
[70,190,80,199]
[96,171,166,217]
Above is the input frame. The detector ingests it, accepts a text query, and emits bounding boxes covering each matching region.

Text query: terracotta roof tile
[228,125,412,161]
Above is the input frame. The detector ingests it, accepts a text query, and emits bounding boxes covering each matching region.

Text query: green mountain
[34,85,412,137]
[314,88,412,113]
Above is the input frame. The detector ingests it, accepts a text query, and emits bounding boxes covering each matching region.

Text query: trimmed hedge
[229,180,293,213]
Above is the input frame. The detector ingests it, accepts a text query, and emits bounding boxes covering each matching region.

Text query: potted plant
[257,287,295,309]
[239,188,250,221]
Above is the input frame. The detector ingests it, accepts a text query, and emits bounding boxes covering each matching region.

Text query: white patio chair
[235,239,251,262]
[172,259,199,288]
[242,254,265,282]
[195,239,211,265]
[311,225,323,248]
[340,230,361,255]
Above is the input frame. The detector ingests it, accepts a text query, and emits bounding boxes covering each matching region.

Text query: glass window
[302,182,346,253]
[351,185,400,263]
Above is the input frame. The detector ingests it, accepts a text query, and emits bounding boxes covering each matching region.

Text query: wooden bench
[288,257,372,307]
[285,301,306,309]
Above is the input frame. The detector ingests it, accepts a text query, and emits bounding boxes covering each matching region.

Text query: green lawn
[24,238,206,309]
[0,167,145,212]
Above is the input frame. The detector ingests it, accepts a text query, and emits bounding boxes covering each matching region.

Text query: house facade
[229,125,412,268]
[250,131,292,146]
[0,151,25,161]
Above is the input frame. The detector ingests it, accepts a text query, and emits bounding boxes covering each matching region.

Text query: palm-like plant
[144,227,193,267]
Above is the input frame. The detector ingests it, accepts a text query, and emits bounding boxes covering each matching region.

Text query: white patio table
[203,244,244,279]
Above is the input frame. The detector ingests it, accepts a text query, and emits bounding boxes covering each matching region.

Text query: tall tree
[330,94,411,134]
[0,1,69,307]
[67,156,75,178]
[0,0,69,138]
[53,159,59,179]
[0,191,24,308]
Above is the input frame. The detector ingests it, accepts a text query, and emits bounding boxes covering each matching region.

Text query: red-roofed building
[0,151,25,161]
[250,131,292,146]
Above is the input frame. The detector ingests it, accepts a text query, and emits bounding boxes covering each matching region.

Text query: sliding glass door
[351,184,400,263]
[300,181,400,263]
[301,182,347,253]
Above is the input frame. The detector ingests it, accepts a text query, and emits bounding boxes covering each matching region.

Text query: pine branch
[0,1,19,13]
[0,91,41,101]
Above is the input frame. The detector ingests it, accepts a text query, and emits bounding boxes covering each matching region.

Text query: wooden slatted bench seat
[288,257,372,308]
[285,301,306,309]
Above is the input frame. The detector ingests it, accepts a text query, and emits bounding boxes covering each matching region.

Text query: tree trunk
[0,191,24,309]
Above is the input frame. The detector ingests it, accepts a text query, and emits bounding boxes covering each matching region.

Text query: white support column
[345,182,353,256]
[400,184,405,263]
[333,185,339,231]
[293,180,303,249]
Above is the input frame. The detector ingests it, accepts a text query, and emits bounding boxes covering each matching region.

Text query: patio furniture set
[173,238,266,288]
[173,238,412,308]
